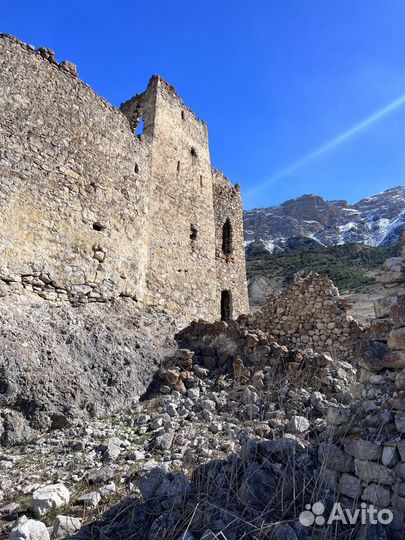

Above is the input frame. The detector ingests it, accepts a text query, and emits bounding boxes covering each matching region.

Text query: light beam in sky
[247,94,405,198]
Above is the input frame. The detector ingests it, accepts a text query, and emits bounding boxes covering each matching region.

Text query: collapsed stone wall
[315,236,405,526]
[248,272,365,358]
[0,34,249,321]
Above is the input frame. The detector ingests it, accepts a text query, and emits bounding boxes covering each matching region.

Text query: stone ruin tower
[0,34,249,322]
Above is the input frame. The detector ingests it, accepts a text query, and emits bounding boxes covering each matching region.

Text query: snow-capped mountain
[244,186,405,253]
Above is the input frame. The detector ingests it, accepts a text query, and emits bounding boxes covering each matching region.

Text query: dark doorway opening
[221,290,232,321]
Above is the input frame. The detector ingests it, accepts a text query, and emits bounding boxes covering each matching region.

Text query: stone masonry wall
[0,35,249,321]
[249,273,365,358]
[212,168,249,319]
[0,34,151,304]
[317,232,405,528]
[122,77,219,319]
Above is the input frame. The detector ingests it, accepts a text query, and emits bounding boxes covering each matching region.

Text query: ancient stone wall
[0,34,151,304]
[249,273,365,358]
[317,233,405,524]
[0,35,248,321]
[212,169,249,319]
[121,77,219,319]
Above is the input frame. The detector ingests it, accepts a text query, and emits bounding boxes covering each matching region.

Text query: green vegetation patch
[246,242,398,292]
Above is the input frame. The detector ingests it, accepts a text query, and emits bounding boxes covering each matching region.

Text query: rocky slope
[244,186,405,253]
[3,308,404,540]
[0,294,180,447]
[0,318,358,539]
[1,252,405,540]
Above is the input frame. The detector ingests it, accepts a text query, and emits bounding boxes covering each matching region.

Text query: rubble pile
[0,318,357,539]
[1,242,404,540]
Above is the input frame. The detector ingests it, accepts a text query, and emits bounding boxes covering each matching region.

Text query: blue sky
[3,0,404,209]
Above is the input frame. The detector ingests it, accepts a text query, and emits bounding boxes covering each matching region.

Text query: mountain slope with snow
[244,186,405,253]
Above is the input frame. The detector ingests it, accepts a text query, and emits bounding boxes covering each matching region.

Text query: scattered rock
[52,515,82,539]
[77,492,101,508]
[32,484,70,517]
[286,415,310,434]
[58,60,78,77]
[9,515,50,540]
[155,432,174,450]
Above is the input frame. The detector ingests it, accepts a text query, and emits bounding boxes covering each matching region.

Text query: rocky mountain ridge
[244,186,405,253]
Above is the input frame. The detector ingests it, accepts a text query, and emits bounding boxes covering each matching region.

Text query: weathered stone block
[382,446,400,467]
[395,414,405,434]
[383,258,405,272]
[32,483,70,517]
[318,443,353,472]
[395,369,405,390]
[388,398,405,412]
[374,295,399,319]
[52,515,82,539]
[320,468,339,490]
[59,60,78,77]
[10,516,50,540]
[343,439,382,461]
[391,494,405,515]
[377,270,405,285]
[397,440,405,462]
[77,492,101,508]
[388,327,405,350]
[362,483,391,507]
[367,320,394,341]
[394,479,405,497]
[354,459,395,485]
[286,415,310,433]
[327,406,352,426]
[395,462,405,481]
[381,351,405,369]
[390,295,405,325]
[339,473,362,498]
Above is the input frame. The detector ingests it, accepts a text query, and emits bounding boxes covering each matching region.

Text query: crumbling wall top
[212,167,240,193]
[120,73,207,131]
[0,33,134,126]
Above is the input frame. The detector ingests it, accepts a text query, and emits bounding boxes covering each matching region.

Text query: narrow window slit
[190,224,198,241]
[135,115,144,137]
[222,218,233,255]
